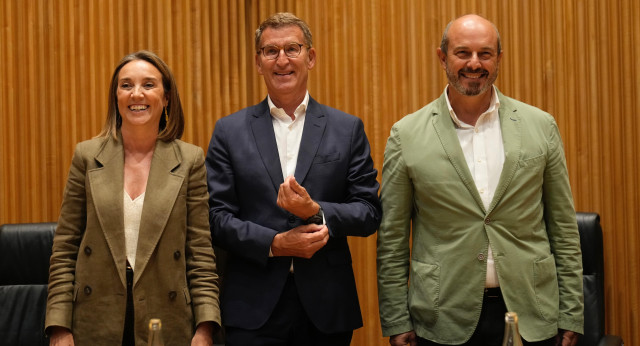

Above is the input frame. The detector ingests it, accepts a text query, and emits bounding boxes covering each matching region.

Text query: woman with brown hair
[45,50,220,346]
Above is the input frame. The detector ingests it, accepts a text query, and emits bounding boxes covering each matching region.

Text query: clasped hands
[272,176,329,258]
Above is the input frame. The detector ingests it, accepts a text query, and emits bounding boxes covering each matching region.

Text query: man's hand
[271,224,329,258]
[49,326,74,346]
[277,176,319,220]
[389,331,417,346]
[556,330,579,346]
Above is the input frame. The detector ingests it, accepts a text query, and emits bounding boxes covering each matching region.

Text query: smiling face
[255,25,316,106]
[116,59,168,131]
[437,15,502,97]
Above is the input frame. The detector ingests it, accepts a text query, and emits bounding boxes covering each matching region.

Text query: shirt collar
[268,91,309,122]
[444,85,500,128]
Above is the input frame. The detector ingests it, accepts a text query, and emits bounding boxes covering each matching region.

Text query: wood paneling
[1,1,638,345]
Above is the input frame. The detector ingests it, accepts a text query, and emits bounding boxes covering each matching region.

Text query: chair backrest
[0,222,56,346]
[576,212,605,346]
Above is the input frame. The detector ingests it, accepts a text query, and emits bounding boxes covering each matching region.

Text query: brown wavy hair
[98,50,184,141]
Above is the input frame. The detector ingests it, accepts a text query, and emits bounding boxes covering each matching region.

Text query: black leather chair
[576,212,623,346]
[0,222,226,345]
[0,222,56,346]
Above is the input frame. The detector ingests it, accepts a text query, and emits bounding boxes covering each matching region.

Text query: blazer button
[84,246,92,255]
[168,291,177,300]
[288,215,296,224]
[84,286,92,295]
[173,250,181,260]
[477,253,485,261]
[484,217,491,225]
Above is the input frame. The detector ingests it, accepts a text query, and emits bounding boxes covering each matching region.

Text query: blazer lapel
[488,92,522,213]
[295,98,326,184]
[432,95,487,212]
[87,136,127,287]
[250,100,284,192]
[133,140,184,283]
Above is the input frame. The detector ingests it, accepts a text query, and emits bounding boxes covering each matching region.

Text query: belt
[484,287,502,298]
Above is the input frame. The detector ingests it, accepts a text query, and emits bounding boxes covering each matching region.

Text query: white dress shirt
[268,92,309,180]
[267,92,310,267]
[445,85,504,288]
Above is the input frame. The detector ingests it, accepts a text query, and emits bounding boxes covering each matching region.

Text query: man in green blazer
[377,14,583,346]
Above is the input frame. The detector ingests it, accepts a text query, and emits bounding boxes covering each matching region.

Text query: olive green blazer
[46,135,220,345]
[377,89,583,343]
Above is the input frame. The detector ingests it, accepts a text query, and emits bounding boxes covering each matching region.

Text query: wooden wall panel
[1,1,638,345]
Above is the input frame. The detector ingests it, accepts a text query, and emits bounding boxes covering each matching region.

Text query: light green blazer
[377,89,583,343]
[45,134,221,345]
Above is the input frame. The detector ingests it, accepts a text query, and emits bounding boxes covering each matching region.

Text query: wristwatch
[304,206,324,225]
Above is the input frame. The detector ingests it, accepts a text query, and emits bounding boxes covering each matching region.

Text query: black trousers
[417,288,555,346]
[225,274,353,346]
[122,263,135,346]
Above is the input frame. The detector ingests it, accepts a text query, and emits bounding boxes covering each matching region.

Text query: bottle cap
[149,318,162,330]
[505,312,518,323]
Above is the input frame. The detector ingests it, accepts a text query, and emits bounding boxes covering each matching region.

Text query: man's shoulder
[498,92,555,123]
[393,95,445,130]
[218,101,268,124]
[308,98,361,124]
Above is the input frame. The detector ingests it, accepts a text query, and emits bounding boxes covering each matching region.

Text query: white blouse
[123,190,145,270]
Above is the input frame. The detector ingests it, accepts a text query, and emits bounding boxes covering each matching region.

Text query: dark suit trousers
[417,288,555,346]
[225,274,353,346]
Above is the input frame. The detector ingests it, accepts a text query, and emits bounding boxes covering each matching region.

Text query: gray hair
[255,12,313,53]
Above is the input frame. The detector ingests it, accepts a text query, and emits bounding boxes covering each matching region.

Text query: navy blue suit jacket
[206,97,381,333]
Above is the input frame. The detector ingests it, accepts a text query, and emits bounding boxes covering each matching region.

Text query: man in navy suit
[205,12,382,346]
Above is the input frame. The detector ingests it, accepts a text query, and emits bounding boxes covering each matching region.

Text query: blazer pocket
[533,254,560,323]
[182,286,192,305]
[313,151,340,165]
[408,259,440,325]
[73,281,80,302]
[518,154,545,168]
[516,154,546,179]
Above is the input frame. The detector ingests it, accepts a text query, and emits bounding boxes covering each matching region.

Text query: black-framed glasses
[259,43,305,60]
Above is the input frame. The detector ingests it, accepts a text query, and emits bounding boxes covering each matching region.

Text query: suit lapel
[88,136,127,287]
[134,140,184,283]
[250,100,284,192]
[488,92,522,213]
[295,98,326,184]
[432,95,487,212]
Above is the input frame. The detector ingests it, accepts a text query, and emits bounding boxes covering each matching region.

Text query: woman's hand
[191,321,216,346]
[49,326,74,346]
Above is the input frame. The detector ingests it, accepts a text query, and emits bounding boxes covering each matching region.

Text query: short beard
[446,65,499,96]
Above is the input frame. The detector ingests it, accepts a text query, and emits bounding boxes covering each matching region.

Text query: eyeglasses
[259,43,306,60]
